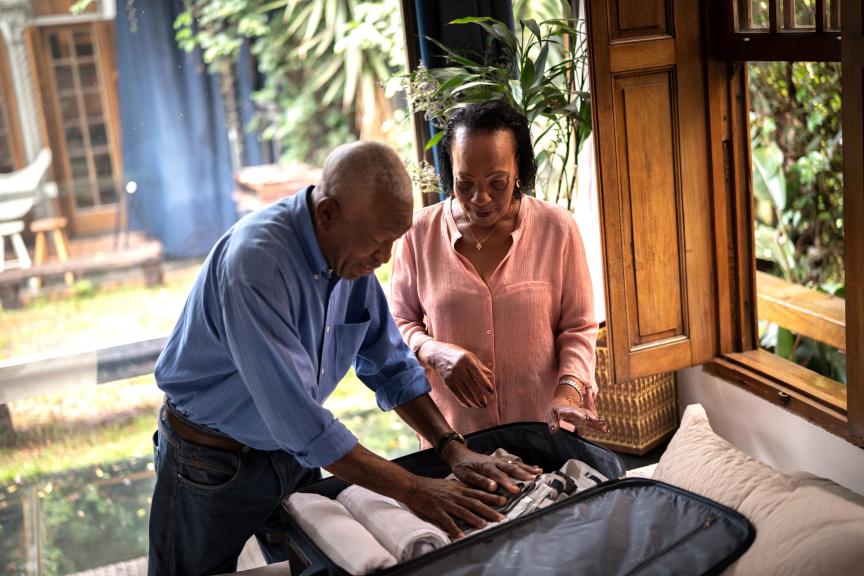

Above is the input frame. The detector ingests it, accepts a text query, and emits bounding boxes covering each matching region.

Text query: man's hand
[326,443,511,539]
[546,384,609,434]
[443,442,542,494]
[419,341,494,408]
[401,476,506,538]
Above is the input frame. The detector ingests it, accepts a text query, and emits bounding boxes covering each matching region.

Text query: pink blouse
[391,195,598,440]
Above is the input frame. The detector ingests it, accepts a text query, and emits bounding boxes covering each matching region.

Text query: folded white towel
[336,484,450,561]
[284,492,397,575]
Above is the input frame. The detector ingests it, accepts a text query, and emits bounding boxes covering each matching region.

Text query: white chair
[0,148,56,272]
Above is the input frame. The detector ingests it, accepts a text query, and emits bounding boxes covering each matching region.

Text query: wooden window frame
[718,0,841,62]
[0,33,26,172]
[704,0,864,446]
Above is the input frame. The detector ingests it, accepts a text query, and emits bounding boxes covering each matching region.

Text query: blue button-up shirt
[155,188,430,468]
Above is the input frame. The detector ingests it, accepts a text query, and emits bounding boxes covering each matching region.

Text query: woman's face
[450,127,519,228]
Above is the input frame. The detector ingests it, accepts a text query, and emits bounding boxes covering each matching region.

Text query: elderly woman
[391,99,607,446]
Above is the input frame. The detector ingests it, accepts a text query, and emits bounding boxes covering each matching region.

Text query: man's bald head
[315,141,412,214]
[309,141,415,280]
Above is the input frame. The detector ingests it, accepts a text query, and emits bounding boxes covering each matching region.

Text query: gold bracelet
[557,378,585,407]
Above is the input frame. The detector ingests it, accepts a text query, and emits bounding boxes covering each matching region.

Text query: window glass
[749,61,845,384]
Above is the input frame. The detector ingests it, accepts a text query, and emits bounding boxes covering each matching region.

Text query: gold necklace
[459,198,520,251]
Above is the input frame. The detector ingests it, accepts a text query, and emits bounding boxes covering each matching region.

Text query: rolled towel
[336,484,450,561]
[284,492,397,575]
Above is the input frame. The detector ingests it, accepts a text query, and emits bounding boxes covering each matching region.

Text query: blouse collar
[444,195,530,249]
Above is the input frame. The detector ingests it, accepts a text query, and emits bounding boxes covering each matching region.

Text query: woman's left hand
[546,385,609,434]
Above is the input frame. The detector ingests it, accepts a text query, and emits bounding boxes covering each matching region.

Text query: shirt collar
[444,195,528,249]
[293,186,333,279]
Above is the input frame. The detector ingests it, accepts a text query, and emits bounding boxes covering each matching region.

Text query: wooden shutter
[587,0,718,382]
[842,0,864,436]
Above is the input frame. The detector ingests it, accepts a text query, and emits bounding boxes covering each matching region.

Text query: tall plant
[403,12,591,208]
[174,0,408,164]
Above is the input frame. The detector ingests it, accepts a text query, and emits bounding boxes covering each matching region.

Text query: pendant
[475,243,482,251]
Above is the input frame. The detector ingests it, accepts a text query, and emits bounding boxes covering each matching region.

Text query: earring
[515,177,521,189]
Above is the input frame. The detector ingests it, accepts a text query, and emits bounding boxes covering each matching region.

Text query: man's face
[320,193,413,280]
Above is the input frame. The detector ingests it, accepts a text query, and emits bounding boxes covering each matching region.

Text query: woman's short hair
[438,99,537,197]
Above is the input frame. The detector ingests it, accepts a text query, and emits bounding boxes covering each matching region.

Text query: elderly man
[149,142,539,575]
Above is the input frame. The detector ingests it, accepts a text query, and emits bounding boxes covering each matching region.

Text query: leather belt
[164,406,245,453]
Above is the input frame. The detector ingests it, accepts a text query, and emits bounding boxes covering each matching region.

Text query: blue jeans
[148,406,321,575]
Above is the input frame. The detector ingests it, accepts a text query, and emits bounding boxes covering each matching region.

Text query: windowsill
[706,349,864,448]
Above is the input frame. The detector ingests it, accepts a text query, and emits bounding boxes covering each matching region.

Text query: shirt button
[486,329,492,335]
[320,368,325,376]
[326,326,331,333]
[486,361,493,367]
[313,274,320,280]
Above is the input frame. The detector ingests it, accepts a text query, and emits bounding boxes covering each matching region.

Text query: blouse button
[486,329,492,335]
[486,361,493,367]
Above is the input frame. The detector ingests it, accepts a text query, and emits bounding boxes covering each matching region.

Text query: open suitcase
[282,423,755,575]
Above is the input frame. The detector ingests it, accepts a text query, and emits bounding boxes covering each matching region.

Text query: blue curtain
[114,0,237,258]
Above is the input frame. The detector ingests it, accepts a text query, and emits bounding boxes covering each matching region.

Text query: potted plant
[402,12,591,208]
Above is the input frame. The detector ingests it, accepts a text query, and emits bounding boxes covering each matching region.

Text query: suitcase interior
[282,422,754,576]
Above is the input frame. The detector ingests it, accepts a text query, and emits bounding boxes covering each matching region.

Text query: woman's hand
[546,383,609,434]
[419,341,495,408]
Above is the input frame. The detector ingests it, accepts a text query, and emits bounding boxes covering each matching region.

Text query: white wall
[677,366,864,496]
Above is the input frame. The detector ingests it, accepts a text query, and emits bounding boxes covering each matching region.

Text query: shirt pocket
[497,280,555,343]
[332,309,372,380]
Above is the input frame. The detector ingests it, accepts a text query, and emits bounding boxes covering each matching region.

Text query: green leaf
[509,79,523,106]
[752,144,787,211]
[447,80,499,94]
[776,327,795,359]
[256,0,290,14]
[426,37,484,68]
[449,16,497,25]
[521,19,542,40]
[424,131,444,151]
[454,18,517,54]
[532,44,549,87]
[520,58,536,93]
[435,72,472,94]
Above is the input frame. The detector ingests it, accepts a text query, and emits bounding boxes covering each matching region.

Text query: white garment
[560,458,608,492]
[452,452,609,537]
[336,484,450,561]
[284,492,397,575]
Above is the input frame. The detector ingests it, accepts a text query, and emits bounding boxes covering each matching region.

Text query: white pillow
[653,404,864,576]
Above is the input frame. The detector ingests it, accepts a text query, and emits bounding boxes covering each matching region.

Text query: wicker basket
[580,325,678,455]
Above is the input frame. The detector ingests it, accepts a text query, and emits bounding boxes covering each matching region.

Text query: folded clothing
[336,484,450,561]
[560,458,608,492]
[284,492,397,575]
[457,450,608,537]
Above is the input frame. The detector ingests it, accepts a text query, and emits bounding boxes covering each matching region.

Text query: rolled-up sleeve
[356,275,430,411]
[556,217,599,393]
[222,276,357,468]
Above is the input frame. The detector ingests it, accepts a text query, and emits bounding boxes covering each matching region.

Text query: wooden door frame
[0,31,27,171]
[25,21,122,237]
